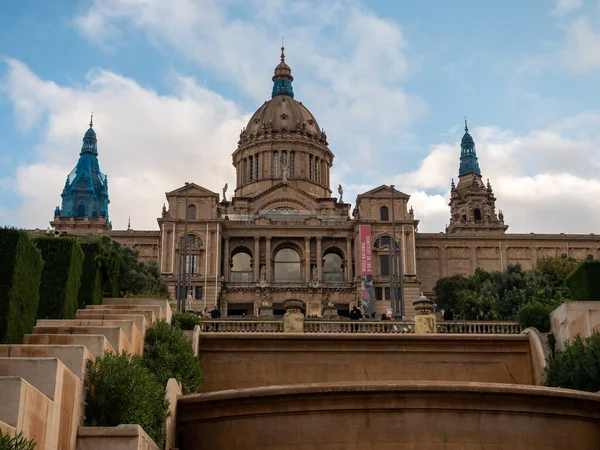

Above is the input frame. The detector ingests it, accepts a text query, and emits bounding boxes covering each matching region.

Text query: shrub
[84,351,169,447]
[543,332,600,392]
[565,260,600,301]
[142,320,202,395]
[0,228,44,344]
[35,237,84,320]
[78,240,104,308]
[172,312,202,330]
[517,302,554,332]
[0,430,37,450]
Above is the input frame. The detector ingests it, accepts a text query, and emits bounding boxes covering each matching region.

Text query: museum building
[50,49,600,317]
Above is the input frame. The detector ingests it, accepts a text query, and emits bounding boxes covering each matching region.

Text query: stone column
[265,237,272,281]
[470,247,478,273]
[316,237,323,280]
[254,236,260,281]
[346,237,353,282]
[304,237,311,282]
[223,238,230,282]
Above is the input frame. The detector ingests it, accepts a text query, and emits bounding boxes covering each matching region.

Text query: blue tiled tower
[458,119,481,176]
[52,116,111,231]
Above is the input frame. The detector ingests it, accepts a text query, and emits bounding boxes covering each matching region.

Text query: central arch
[274,247,302,282]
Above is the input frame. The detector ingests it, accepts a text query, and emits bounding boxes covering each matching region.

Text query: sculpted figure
[338,184,344,203]
[281,161,288,182]
[222,183,228,201]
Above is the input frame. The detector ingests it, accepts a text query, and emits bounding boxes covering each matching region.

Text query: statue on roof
[222,183,228,201]
[338,185,343,203]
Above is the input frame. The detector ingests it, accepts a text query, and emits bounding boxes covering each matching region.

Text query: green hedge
[78,241,104,308]
[565,260,600,300]
[171,311,202,330]
[35,237,84,320]
[84,351,169,447]
[0,228,44,344]
[142,320,202,395]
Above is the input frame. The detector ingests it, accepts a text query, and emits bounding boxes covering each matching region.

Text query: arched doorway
[274,248,302,282]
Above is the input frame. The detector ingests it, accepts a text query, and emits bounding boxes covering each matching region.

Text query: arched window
[315,157,320,182]
[474,208,482,221]
[231,248,253,282]
[309,155,313,180]
[323,251,344,283]
[187,204,196,220]
[248,155,254,181]
[380,206,389,221]
[273,151,279,177]
[77,204,86,217]
[274,248,301,282]
[374,236,392,249]
[179,235,203,275]
[290,151,295,177]
[255,154,259,180]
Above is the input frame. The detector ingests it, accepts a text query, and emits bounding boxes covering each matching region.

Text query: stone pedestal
[283,299,304,333]
[259,306,274,319]
[413,292,437,334]
[322,306,339,319]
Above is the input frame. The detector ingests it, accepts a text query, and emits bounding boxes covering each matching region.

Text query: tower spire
[458,117,481,176]
[272,44,294,98]
[90,112,93,128]
[464,116,468,133]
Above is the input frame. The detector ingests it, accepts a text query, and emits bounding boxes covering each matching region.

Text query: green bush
[0,228,44,344]
[35,237,84,320]
[84,351,169,448]
[78,240,104,308]
[517,302,554,332]
[171,312,202,330]
[0,430,37,450]
[565,260,600,301]
[142,320,202,395]
[544,332,600,392]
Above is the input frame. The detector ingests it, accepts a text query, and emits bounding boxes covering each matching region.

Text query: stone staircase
[0,297,171,450]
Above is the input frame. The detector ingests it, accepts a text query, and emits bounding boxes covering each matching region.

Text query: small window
[273,151,279,177]
[249,155,254,181]
[380,206,389,221]
[374,236,392,249]
[385,287,391,300]
[474,208,482,221]
[195,286,203,299]
[380,255,390,276]
[77,204,86,217]
[187,204,196,220]
[309,155,313,180]
[375,287,383,300]
[255,154,259,180]
[290,151,295,177]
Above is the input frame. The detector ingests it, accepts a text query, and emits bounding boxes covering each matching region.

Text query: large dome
[244,95,321,135]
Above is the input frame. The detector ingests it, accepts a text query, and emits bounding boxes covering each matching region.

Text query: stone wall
[551,301,600,351]
[197,333,533,392]
[178,382,600,449]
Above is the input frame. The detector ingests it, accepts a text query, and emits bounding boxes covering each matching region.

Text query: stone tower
[51,116,111,233]
[446,120,507,235]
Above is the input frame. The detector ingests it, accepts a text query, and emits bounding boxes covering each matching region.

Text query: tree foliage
[0,431,37,450]
[565,260,600,301]
[84,351,169,448]
[544,332,600,392]
[0,228,44,344]
[433,255,583,331]
[142,320,202,395]
[172,312,202,330]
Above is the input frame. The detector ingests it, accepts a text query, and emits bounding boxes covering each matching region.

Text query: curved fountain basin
[178,381,600,449]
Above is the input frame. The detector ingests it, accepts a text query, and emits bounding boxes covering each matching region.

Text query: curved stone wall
[178,381,600,449]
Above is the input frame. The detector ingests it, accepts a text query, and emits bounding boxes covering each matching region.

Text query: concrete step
[0,377,53,448]
[74,312,148,334]
[36,320,143,355]
[0,357,81,450]
[0,345,92,380]
[22,334,114,358]
[80,306,157,326]
[32,326,132,355]
[102,298,172,324]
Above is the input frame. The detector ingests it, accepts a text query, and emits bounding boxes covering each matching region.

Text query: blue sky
[1,0,600,232]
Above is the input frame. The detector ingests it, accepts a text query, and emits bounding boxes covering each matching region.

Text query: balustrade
[436,321,521,334]
[201,320,283,333]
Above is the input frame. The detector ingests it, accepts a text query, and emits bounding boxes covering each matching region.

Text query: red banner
[359,225,372,275]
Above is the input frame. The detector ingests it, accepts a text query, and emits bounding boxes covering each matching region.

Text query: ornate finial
[464,116,468,133]
[90,112,93,128]
[451,178,455,188]
[127,216,131,231]
[280,35,285,63]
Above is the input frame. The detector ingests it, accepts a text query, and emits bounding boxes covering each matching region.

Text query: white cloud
[74,0,427,177]
[561,18,600,72]
[553,0,584,15]
[0,59,246,230]
[392,122,600,233]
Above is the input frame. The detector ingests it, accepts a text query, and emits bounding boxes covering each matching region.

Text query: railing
[200,319,522,334]
[304,320,414,334]
[437,321,522,334]
[201,320,283,333]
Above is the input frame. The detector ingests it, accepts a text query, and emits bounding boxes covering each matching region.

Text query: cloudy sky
[1,0,600,233]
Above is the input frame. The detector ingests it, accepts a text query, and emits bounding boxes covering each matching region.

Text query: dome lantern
[271,46,294,99]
